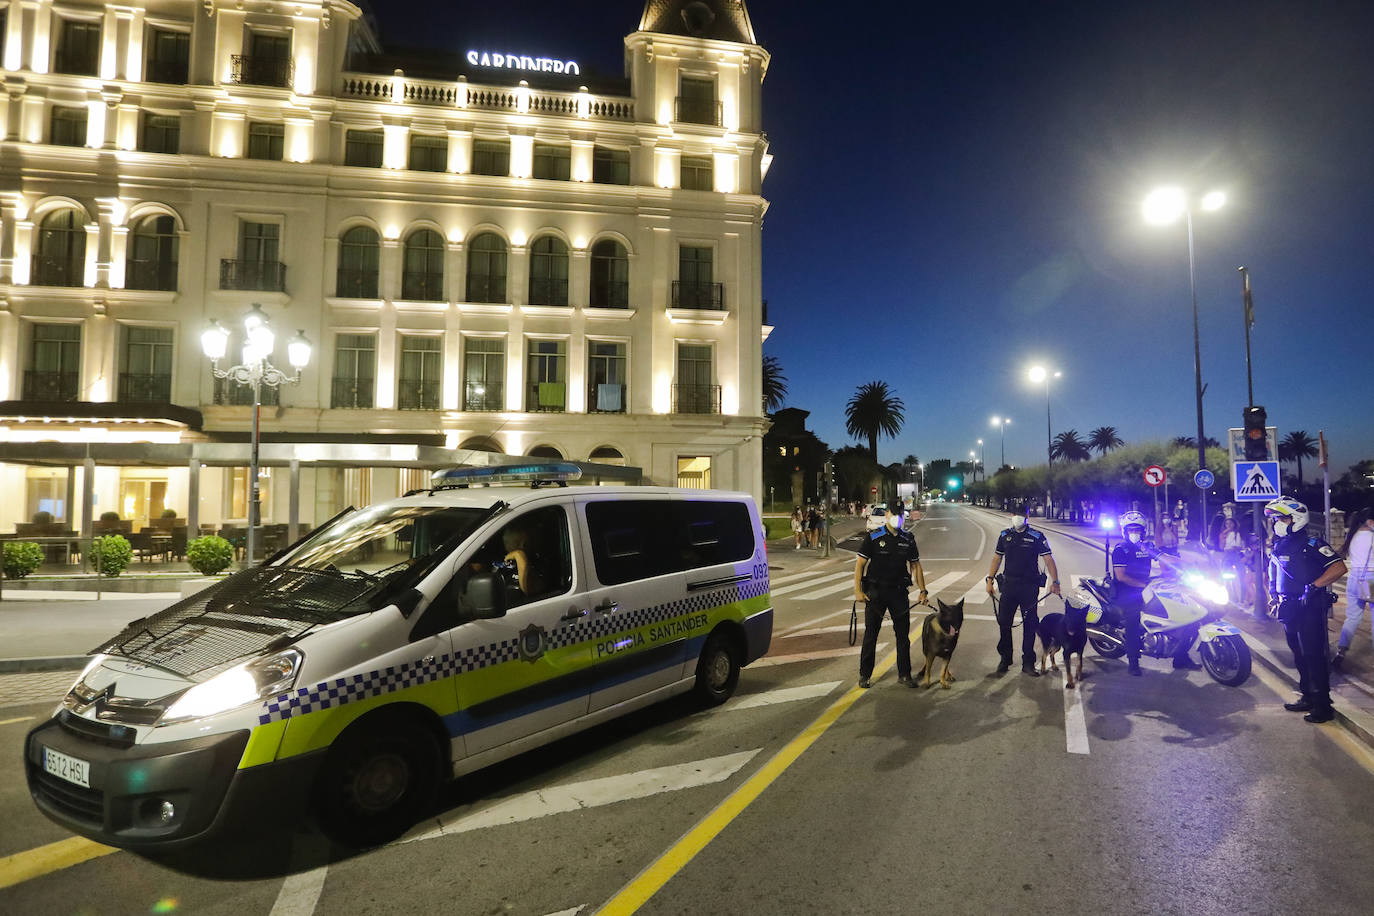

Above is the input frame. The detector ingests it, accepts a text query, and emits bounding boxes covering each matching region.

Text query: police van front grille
[29,764,105,825]
[57,709,137,747]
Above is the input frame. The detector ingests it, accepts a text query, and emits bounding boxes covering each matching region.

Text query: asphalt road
[4,502,1374,915]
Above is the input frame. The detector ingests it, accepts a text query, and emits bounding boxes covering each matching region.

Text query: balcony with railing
[588,382,626,414]
[230,55,294,88]
[117,373,172,404]
[397,379,440,411]
[463,383,504,412]
[336,269,379,299]
[30,256,84,288]
[527,277,569,307]
[589,280,630,310]
[527,381,567,413]
[673,384,721,415]
[675,97,722,126]
[125,260,177,291]
[22,371,80,402]
[339,73,635,120]
[331,378,373,409]
[220,259,286,292]
[672,281,724,310]
[400,271,443,302]
[213,377,279,406]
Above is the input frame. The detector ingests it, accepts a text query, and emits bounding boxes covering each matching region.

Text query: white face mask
[1273,520,1291,538]
[1127,531,1143,544]
[885,512,902,529]
[1012,515,1027,530]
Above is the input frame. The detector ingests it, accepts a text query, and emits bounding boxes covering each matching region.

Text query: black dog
[918,599,964,688]
[1037,599,1090,688]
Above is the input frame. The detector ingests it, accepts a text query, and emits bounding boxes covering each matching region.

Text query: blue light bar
[432,462,583,489]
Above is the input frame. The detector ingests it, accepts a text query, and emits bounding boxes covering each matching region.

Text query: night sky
[377,0,1374,477]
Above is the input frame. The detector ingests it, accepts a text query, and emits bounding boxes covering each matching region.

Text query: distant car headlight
[161,649,303,725]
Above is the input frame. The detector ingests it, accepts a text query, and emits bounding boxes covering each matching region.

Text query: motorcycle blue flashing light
[432,462,583,489]
[1100,517,1116,530]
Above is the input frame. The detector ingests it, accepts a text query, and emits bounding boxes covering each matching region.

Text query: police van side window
[674,500,753,569]
[478,505,573,607]
[585,500,678,585]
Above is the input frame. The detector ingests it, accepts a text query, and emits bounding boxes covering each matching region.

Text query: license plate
[42,746,91,789]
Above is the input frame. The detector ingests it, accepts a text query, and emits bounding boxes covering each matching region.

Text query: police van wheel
[315,723,440,847]
[694,632,741,706]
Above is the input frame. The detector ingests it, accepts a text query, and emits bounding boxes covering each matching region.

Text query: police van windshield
[277,505,489,583]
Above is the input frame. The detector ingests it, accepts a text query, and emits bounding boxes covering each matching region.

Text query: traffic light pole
[822,460,833,558]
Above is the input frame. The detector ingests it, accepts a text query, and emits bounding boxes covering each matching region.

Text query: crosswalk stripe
[727,682,841,710]
[754,644,886,666]
[923,570,967,599]
[770,570,853,597]
[269,865,329,916]
[769,565,843,587]
[960,582,990,606]
[1063,670,1090,755]
[796,579,857,601]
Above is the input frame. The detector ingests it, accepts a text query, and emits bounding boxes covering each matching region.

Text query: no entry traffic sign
[1144,465,1166,487]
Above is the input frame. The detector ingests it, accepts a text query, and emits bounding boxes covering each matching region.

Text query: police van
[25,464,773,847]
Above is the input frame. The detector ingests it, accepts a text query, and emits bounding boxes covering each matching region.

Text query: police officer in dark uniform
[1111,509,1198,675]
[1266,497,1347,723]
[986,504,1061,675]
[854,499,927,688]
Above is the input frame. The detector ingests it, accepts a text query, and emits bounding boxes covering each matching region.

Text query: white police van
[25,464,772,847]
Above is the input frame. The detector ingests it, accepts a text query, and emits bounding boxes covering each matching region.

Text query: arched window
[589,239,629,308]
[402,229,444,301]
[527,445,562,459]
[527,236,569,306]
[337,226,380,298]
[465,233,507,303]
[589,446,626,467]
[126,215,178,290]
[457,436,502,452]
[34,210,86,287]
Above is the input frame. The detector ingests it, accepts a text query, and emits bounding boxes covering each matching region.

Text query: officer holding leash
[1266,497,1347,723]
[854,499,927,688]
[986,504,1061,676]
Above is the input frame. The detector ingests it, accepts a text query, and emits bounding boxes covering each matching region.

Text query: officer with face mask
[986,504,1061,675]
[854,499,927,688]
[1266,497,1347,723]
[1111,509,1199,675]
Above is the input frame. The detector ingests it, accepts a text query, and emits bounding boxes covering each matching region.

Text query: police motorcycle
[1072,519,1252,686]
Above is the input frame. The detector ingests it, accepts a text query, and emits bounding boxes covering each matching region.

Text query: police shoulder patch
[1318,545,1336,557]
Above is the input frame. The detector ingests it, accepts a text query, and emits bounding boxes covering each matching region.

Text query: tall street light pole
[1028,366,1059,516]
[1144,186,1226,541]
[977,438,985,481]
[990,417,1010,470]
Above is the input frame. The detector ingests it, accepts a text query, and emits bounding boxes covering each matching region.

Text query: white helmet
[1264,497,1308,537]
[1119,510,1148,538]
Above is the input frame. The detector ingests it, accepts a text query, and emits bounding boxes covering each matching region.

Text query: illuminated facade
[0,0,772,535]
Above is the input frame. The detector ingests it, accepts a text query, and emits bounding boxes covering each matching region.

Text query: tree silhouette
[1279,430,1319,487]
[844,381,905,460]
[1172,435,1221,450]
[1050,429,1091,462]
[1088,426,1123,455]
[762,355,788,412]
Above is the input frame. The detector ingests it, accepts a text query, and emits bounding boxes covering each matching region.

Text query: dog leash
[991,591,1057,627]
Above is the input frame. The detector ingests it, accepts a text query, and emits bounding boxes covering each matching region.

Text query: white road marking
[268,865,329,916]
[728,681,841,710]
[779,607,853,636]
[796,579,861,600]
[755,644,887,666]
[769,565,843,587]
[960,582,991,605]
[923,570,967,599]
[1062,669,1090,755]
[0,716,36,726]
[786,623,855,638]
[400,750,760,843]
[541,907,585,916]
[771,570,853,597]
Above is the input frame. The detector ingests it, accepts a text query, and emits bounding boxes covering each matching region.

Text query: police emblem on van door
[518,623,548,662]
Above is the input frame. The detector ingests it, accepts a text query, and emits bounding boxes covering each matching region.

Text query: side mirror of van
[462,571,507,619]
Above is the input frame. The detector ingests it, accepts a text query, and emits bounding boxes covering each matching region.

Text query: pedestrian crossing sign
[1233,461,1280,501]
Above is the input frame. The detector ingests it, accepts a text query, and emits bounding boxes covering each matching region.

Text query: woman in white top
[1335,507,1374,670]
[791,507,804,549]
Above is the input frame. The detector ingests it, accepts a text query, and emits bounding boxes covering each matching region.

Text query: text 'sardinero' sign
[467,50,580,75]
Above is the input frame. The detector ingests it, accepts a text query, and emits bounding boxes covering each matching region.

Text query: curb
[0,656,87,673]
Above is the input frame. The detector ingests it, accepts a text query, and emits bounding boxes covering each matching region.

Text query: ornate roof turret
[638,0,757,45]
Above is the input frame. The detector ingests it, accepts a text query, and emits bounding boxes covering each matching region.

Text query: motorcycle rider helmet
[1264,497,1308,537]
[1119,510,1148,542]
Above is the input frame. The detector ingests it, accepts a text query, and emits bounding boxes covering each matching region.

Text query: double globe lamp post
[201,304,311,567]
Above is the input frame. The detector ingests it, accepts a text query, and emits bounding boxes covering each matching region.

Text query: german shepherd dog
[918,599,964,688]
[1037,599,1091,688]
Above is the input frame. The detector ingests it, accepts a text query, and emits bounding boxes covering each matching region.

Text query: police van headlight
[161,649,303,725]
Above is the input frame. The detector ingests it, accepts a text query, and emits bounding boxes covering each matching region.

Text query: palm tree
[1280,430,1319,486]
[1050,429,1091,462]
[761,355,788,412]
[1087,426,1123,455]
[844,381,905,460]
[1172,434,1220,450]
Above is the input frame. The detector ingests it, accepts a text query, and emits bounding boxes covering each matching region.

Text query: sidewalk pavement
[967,503,1374,749]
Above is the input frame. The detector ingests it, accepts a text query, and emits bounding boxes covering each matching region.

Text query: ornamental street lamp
[201,304,311,566]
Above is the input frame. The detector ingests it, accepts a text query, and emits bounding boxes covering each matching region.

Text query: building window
[141,113,180,154]
[33,210,86,287]
[246,122,284,161]
[337,226,380,298]
[465,233,507,303]
[593,147,631,185]
[401,229,444,301]
[588,341,627,413]
[589,446,626,467]
[677,456,713,489]
[227,467,273,519]
[54,20,100,76]
[49,107,88,147]
[463,337,504,411]
[146,29,190,84]
[681,156,714,192]
[527,237,569,306]
[674,343,718,414]
[676,76,720,126]
[589,239,629,309]
[675,246,721,309]
[119,326,173,403]
[471,139,509,177]
[532,144,571,181]
[221,221,284,291]
[25,324,81,401]
[126,215,178,291]
[398,336,441,410]
[526,339,566,412]
[214,375,279,406]
[332,334,376,409]
[409,134,448,172]
[233,32,293,88]
[344,129,383,168]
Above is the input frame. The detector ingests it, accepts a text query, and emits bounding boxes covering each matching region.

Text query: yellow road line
[1249,656,1374,779]
[597,651,898,915]
[0,836,118,891]
[0,716,35,726]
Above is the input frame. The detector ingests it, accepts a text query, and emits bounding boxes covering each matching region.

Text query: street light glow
[200,320,228,360]
[1201,190,1226,211]
[1142,186,1187,225]
[1028,365,1046,384]
[287,330,313,370]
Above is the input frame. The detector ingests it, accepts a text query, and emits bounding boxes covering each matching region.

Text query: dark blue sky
[381,1,1374,478]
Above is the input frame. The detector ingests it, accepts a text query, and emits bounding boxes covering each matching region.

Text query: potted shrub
[90,534,133,577]
[2,541,45,579]
[161,508,179,519]
[186,535,234,576]
[100,511,121,522]
[31,510,54,526]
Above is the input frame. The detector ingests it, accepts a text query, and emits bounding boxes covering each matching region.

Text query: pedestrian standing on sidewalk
[854,499,927,688]
[1157,515,1180,556]
[1266,497,1347,723]
[808,505,822,548]
[985,504,1061,676]
[791,507,804,550]
[1334,507,1374,671]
